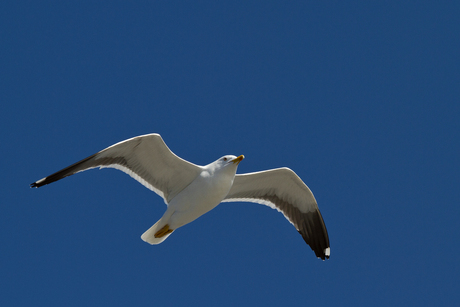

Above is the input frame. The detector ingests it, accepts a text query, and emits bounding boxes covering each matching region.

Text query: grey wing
[222,167,330,260]
[30,133,202,203]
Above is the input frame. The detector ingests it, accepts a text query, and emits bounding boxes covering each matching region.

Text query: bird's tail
[141,219,174,244]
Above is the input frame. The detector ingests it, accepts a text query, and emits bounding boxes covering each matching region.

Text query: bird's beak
[232,155,244,165]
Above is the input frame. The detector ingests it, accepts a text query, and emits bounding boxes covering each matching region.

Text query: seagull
[31,133,330,260]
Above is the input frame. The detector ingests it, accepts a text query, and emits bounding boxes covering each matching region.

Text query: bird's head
[220,155,244,166]
[207,155,244,173]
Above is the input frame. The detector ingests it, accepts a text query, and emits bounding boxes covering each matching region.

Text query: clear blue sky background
[2,1,459,306]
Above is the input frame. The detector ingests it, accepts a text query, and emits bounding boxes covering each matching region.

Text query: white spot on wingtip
[325,247,330,257]
[36,177,46,185]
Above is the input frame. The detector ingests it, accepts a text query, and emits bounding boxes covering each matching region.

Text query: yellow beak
[232,155,244,165]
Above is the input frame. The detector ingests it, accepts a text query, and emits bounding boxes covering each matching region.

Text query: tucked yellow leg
[154,224,174,238]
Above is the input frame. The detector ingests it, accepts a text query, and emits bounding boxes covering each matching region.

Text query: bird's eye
[223,157,227,161]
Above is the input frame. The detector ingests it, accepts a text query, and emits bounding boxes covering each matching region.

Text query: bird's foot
[154,224,174,238]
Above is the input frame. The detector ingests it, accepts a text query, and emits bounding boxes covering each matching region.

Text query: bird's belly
[168,174,233,229]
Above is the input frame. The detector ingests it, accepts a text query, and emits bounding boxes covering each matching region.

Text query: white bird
[31,133,330,260]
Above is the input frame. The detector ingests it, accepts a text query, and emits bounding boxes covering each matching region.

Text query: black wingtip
[296,209,330,260]
[318,247,331,260]
[30,177,47,188]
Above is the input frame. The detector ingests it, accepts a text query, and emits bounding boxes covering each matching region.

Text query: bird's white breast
[167,168,235,229]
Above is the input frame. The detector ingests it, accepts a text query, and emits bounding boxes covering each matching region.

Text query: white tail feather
[141,220,173,244]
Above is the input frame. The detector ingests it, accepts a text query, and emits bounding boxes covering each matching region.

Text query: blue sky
[2,1,459,306]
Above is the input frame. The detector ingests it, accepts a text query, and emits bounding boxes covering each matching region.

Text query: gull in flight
[31,133,330,260]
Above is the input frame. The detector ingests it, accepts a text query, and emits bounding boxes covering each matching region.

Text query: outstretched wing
[222,167,330,260]
[30,133,202,203]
